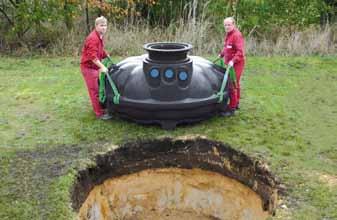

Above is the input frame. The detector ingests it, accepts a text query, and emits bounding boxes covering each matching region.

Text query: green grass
[0,56,336,219]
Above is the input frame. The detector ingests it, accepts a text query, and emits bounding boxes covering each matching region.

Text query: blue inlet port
[164,68,174,79]
[149,68,160,78]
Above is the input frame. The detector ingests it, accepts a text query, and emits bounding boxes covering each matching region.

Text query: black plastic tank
[103,42,230,129]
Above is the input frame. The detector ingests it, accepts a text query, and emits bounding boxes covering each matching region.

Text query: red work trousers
[228,61,245,109]
[80,65,104,117]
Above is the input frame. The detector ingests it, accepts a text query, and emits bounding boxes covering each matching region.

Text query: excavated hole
[72,137,280,220]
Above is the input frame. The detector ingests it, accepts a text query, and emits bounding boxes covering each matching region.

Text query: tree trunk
[85,0,90,34]
[64,0,74,30]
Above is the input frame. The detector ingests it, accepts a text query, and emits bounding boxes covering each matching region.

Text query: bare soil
[78,168,270,220]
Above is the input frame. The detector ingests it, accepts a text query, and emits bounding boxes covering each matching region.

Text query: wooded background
[0,0,336,55]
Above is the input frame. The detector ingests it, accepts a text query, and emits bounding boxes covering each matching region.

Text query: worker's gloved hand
[228,60,234,67]
[100,66,108,74]
[108,64,119,73]
[111,64,119,70]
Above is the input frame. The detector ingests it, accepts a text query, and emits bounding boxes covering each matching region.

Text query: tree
[0,0,76,47]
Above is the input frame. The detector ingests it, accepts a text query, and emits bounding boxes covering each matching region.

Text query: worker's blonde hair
[95,16,107,26]
[224,17,235,25]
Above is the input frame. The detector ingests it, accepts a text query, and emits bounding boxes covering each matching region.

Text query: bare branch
[8,0,18,8]
[22,25,30,35]
[0,6,14,26]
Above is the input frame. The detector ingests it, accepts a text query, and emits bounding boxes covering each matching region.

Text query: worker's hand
[100,66,108,73]
[228,60,234,67]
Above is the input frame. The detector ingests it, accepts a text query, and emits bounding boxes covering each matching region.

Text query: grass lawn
[0,55,336,220]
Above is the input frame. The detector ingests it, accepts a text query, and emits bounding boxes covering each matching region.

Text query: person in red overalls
[219,17,245,116]
[80,16,112,120]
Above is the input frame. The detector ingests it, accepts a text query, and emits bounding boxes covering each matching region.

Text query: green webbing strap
[220,59,224,67]
[215,59,237,103]
[99,57,120,105]
[220,59,237,85]
[105,71,120,104]
[99,72,106,103]
[216,66,230,103]
[99,58,113,104]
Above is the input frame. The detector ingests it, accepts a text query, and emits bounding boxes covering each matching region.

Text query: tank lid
[143,42,192,63]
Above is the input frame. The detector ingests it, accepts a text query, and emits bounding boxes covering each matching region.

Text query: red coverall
[220,28,245,110]
[80,30,108,117]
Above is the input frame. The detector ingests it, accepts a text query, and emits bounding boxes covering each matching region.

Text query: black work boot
[220,108,235,117]
[98,113,112,120]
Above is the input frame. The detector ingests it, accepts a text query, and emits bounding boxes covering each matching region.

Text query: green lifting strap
[220,59,237,86]
[99,57,121,105]
[216,65,230,103]
[99,58,112,104]
[105,71,120,104]
[214,59,236,103]
[99,72,106,103]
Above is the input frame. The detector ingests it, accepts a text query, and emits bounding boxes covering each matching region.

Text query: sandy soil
[78,168,269,220]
